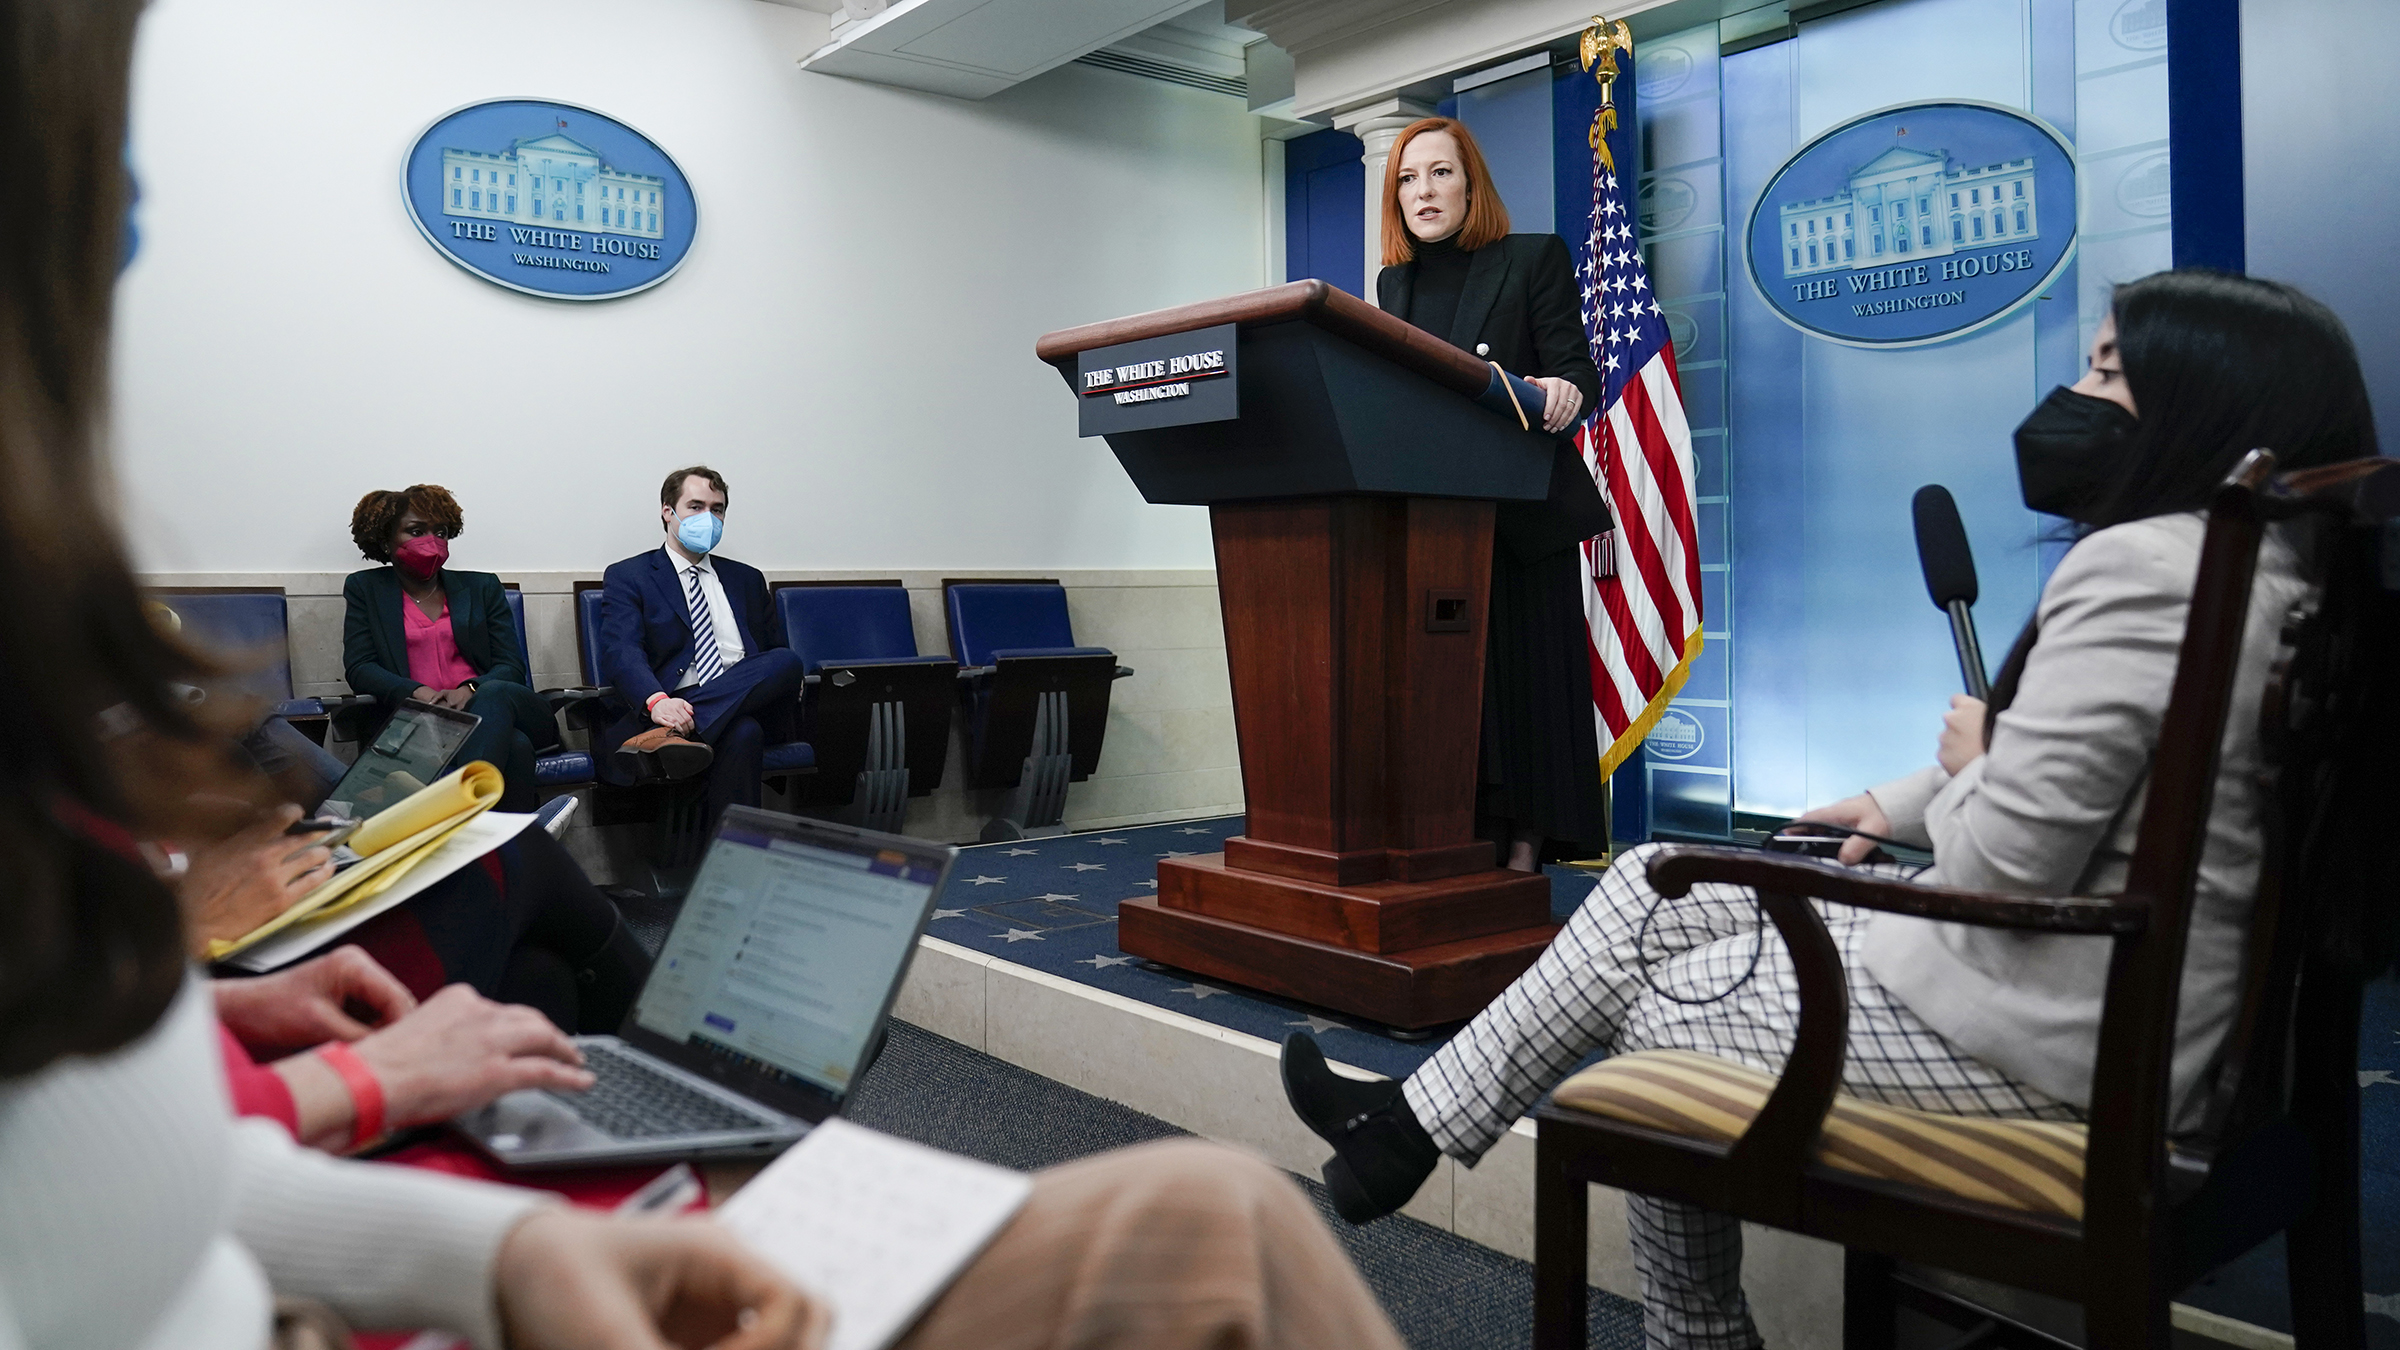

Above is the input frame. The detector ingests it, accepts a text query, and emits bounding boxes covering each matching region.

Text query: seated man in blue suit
[596,465,806,831]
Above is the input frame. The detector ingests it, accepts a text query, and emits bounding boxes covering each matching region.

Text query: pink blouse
[402,596,480,691]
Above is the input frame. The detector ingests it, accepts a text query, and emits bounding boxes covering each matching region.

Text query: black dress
[1378,233,1612,858]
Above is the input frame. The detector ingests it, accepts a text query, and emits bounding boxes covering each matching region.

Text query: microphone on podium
[1911,485,1992,702]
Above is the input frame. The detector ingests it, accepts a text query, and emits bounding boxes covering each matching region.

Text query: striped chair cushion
[1550,1049,2088,1220]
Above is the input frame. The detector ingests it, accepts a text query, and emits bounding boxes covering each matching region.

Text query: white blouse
[0,976,545,1350]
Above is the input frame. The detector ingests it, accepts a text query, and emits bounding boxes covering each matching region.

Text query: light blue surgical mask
[676,510,723,556]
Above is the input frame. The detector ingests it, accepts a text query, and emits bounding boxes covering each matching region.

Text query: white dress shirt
[665,546,747,689]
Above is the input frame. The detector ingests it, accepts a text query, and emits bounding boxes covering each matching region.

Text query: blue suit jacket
[596,546,790,756]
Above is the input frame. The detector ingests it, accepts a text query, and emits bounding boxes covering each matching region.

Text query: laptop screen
[628,808,952,1116]
[323,700,480,819]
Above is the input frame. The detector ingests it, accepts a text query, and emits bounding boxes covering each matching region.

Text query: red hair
[1380,117,1512,267]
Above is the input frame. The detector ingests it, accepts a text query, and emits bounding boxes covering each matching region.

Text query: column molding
[1333,97,1436,301]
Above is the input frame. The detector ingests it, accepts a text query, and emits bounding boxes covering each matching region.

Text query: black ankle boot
[1282,1032,1401,1139]
[1279,1033,1439,1224]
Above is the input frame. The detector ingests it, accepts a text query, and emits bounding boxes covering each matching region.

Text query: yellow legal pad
[204,760,504,961]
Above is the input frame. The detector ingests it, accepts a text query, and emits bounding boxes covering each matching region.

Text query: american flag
[1575,57,1703,778]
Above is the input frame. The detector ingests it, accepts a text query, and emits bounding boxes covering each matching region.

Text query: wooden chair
[1532,453,2400,1349]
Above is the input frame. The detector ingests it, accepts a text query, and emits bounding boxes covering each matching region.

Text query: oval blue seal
[1744,101,2075,347]
[1643,708,1706,762]
[402,99,696,301]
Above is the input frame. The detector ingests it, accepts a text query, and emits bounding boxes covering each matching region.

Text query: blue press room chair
[943,582,1130,842]
[773,583,956,836]
[500,586,599,793]
[150,588,377,741]
[562,585,813,853]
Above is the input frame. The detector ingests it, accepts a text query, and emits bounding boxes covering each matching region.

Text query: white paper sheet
[225,811,537,972]
[715,1119,1033,1350]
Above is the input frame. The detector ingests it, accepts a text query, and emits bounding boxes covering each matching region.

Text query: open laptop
[319,699,481,820]
[454,807,958,1169]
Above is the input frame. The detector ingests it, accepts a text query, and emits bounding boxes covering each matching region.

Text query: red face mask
[393,534,449,581]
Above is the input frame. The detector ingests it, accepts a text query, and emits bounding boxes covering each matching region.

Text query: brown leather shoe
[613,725,714,783]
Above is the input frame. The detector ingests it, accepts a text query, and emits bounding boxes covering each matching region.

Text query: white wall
[117,0,1265,575]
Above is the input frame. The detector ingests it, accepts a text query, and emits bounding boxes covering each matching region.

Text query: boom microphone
[1911,484,1992,702]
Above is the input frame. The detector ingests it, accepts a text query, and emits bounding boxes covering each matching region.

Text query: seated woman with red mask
[341,485,561,813]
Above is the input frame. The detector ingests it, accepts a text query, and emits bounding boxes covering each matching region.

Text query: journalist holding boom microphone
[1282,268,2379,1350]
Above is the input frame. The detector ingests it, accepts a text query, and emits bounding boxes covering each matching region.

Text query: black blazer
[1378,233,1613,561]
[342,566,527,703]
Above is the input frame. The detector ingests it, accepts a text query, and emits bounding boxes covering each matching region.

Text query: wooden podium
[1036,281,1564,1028]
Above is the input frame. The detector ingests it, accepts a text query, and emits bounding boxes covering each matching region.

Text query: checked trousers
[1399,844,2082,1350]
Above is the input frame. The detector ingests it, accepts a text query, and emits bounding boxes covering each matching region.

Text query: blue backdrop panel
[1284,128,1364,288]
[1724,39,1811,817]
[1457,68,1556,235]
[1713,0,2173,817]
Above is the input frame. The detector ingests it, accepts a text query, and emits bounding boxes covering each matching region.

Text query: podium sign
[1038,282,1567,1029]
[1076,323,1238,436]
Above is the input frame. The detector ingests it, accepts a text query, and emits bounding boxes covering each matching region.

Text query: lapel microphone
[1911,484,1992,702]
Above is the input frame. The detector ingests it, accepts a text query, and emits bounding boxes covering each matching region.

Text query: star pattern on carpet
[1095,837,1129,846]
[2363,1070,2397,1087]
[1169,982,1228,1000]
[1033,892,1081,902]
[994,928,1044,943]
[1066,862,1107,872]
[1134,879,1158,889]
[1157,850,1197,858]
[964,875,1007,886]
[1001,847,1040,856]
[1286,1015,1347,1034]
[1176,827,1212,835]
[2368,1291,2400,1322]
[931,908,966,921]
[1079,954,1136,969]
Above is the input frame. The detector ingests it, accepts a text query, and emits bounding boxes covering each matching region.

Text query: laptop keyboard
[552,1042,772,1140]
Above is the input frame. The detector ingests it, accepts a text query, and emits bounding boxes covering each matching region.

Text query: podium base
[1119,889,1560,1030]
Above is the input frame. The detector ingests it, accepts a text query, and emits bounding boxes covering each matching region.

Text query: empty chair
[501,586,597,793]
[150,588,379,749]
[774,584,956,835]
[944,582,1130,842]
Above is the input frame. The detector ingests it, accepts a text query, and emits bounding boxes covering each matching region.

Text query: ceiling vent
[1073,48,1247,98]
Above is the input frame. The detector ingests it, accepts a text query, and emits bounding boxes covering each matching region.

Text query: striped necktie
[684,564,725,685]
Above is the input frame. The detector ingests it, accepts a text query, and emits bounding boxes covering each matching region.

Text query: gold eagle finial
[1579,15,1635,171]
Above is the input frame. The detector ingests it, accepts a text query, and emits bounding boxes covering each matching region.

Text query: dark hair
[659,465,728,524]
[350,484,464,561]
[2089,269,2377,528]
[0,0,252,1077]
[1988,270,2378,729]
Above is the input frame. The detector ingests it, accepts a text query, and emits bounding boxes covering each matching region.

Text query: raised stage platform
[888,815,2375,1350]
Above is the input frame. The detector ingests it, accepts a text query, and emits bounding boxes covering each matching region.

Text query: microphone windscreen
[1912,484,1978,608]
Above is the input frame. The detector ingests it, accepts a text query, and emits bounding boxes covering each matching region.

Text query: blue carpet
[937,816,1601,1080]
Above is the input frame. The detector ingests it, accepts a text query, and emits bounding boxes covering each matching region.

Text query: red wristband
[645,691,669,712]
[314,1041,386,1150]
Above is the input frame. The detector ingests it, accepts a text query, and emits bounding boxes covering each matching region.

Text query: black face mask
[2012,385,2140,522]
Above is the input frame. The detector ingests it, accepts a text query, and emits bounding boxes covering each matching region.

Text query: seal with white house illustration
[1744,101,2076,347]
[402,98,696,301]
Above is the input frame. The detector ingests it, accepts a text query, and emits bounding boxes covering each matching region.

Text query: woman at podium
[1376,116,1611,871]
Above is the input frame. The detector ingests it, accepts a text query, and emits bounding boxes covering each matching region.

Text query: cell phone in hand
[284,814,353,836]
[281,819,361,860]
[1766,833,1848,859]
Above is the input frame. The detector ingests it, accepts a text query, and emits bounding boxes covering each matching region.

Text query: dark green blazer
[342,566,527,702]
